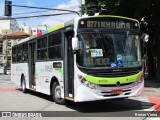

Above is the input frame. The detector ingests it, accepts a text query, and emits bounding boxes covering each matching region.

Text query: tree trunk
[146,37,156,80]
[155,33,160,83]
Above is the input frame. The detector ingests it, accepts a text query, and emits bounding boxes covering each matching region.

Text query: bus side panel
[35,61,64,97]
[11,63,29,88]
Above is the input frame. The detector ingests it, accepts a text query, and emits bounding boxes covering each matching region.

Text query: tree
[85,0,160,82]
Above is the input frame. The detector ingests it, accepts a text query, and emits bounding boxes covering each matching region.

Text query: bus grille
[89,70,139,77]
[99,82,133,87]
[101,89,131,97]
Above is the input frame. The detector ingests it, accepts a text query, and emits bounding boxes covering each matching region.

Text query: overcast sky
[0,0,80,27]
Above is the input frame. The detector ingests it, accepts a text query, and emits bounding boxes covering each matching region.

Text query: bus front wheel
[21,76,27,93]
[52,82,65,104]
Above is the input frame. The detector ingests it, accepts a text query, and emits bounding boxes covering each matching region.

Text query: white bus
[11,15,145,104]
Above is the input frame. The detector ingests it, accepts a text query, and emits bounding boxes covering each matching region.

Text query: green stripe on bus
[59,68,63,78]
[85,71,142,85]
[89,15,137,21]
[36,69,39,76]
[48,24,64,33]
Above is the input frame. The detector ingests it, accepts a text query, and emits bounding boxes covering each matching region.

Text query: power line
[12,4,80,16]
[0,12,75,21]
[11,12,72,19]
[13,5,79,16]
[13,10,49,16]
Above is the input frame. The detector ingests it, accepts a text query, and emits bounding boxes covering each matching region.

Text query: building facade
[19,24,32,35]
[0,19,19,34]
[31,25,49,35]
[0,18,49,73]
[0,18,20,65]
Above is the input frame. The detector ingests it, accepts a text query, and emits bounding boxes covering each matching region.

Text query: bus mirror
[141,33,149,42]
[72,37,79,50]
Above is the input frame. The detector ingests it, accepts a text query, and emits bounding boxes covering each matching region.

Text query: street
[0,74,159,120]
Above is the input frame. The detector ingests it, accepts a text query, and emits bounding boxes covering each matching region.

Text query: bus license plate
[112,89,122,95]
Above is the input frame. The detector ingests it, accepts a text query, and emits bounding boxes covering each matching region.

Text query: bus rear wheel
[21,76,27,93]
[52,82,65,104]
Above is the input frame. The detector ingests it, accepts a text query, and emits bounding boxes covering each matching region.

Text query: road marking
[0,88,20,92]
[138,96,155,111]
[147,96,160,112]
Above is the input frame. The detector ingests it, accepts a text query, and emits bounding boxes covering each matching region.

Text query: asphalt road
[0,74,159,120]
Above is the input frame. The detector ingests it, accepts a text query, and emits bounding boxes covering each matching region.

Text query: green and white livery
[11,15,144,104]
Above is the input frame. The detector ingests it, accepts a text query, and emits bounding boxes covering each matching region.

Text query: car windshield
[76,32,142,68]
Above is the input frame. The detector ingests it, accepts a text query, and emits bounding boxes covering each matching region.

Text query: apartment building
[0,18,49,73]
[0,18,19,34]
[31,24,49,35]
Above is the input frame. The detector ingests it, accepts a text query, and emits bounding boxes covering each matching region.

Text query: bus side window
[44,51,48,60]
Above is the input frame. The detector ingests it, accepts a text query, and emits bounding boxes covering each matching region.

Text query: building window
[0,42,3,54]
[33,30,37,33]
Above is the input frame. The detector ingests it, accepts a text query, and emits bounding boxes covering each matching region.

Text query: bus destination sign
[78,17,139,30]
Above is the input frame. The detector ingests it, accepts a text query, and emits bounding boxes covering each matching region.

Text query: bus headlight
[78,75,99,89]
[133,74,144,86]
[137,73,144,83]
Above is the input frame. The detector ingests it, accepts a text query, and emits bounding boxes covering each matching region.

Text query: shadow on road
[16,88,154,113]
[66,99,146,112]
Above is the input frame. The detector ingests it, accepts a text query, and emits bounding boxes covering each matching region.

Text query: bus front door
[64,31,74,99]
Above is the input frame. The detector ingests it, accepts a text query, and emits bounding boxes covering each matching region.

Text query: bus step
[30,87,36,91]
[65,97,74,101]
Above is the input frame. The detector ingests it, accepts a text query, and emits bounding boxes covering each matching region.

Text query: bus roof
[14,15,139,46]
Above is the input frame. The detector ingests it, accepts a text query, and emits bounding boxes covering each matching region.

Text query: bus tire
[52,82,65,104]
[21,76,27,93]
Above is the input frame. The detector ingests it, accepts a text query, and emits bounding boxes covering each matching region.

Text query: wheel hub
[55,86,61,99]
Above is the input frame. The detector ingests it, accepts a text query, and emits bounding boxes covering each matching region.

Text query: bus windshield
[77,32,142,68]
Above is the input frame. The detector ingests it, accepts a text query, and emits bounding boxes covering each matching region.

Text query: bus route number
[90,49,103,57]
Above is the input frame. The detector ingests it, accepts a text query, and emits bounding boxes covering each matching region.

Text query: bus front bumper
[74,81,144,102]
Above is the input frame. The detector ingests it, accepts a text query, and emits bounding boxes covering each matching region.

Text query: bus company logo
[116,81,121,86]
[2,112,12,117]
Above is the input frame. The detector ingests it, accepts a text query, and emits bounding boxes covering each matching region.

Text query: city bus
[11,15,145,104]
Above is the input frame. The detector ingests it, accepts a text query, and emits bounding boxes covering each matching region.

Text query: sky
[0,0,81,27]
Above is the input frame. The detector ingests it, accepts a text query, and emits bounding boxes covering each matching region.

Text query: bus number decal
[53,62,62,68]
[90,49,103,57]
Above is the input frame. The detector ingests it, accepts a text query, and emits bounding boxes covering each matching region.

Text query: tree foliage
[85,0,160,81]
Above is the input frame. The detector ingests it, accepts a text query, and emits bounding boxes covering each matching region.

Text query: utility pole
[5,33,8,74]
[4,0,11,74]
[81,0,85,16]
[2,30,11,74]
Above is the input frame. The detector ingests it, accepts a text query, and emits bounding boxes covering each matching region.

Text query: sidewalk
[144,79,160,88]
[144,79,160,97]
[144,79,160,115]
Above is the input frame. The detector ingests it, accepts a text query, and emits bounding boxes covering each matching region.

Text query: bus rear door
[28,42,36,88]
